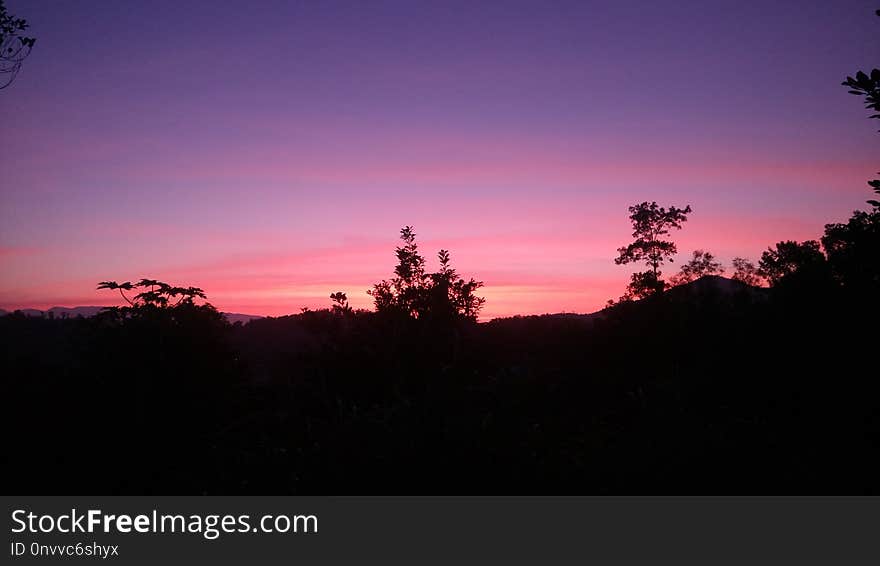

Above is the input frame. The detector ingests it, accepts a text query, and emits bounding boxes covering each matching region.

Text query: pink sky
[1,0,877,318]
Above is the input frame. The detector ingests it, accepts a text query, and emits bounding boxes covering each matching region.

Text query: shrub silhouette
[330,292,352,315]
[369,226,485,322]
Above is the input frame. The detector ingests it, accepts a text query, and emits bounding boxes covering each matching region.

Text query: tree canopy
[731,257,763,287]
[758,241,827,287]
[671,250,724,286]
[369,227,485,322]
[615,201,692,299]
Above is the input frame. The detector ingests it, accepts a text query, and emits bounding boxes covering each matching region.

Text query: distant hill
[665,274,768,301]
[223,312,265,324]
[0,306,264,324]
[486,275,766,325]
[49,306,106,318]
[487,311,602,326]
[0,306,106,318]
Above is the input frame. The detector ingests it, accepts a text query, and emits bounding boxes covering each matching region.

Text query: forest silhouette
[2,7,879,494]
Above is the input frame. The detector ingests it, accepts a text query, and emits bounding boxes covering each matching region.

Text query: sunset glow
[1,0,877,319]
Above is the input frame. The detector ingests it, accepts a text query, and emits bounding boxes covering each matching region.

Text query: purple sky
[1,0,877,317]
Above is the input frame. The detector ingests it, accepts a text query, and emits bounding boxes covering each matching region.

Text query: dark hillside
[3,275,875,493]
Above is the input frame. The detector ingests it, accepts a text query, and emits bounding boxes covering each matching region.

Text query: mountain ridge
[0,306,264,325]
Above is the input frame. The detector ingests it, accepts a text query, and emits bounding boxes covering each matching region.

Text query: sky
[0,0,877,319]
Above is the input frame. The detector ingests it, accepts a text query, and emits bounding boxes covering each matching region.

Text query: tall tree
[369,226,428,318]
[615,201,692,299]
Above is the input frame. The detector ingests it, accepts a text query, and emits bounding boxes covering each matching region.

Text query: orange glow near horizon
[0,209,841,320]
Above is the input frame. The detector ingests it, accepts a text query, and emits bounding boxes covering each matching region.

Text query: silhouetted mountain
[48,306,106,317]
[666,274,768,300]
[223,312,265,324]
[0,306,264,324]
[0,306,107,318]
[486,276,764,327]
[488,311,602,324]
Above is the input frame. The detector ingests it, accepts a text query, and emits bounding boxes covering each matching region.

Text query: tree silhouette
[619,271,665,301]
[821,209,880,295]
[96,280,136,305]
[97,278,209,316]
[427,249,459,321]
[843,70,880,128]
[730,257,763,287]
[0,0,36,90]
[330,291,352,315]
[436,249,486,322]
[670,250,724,286]
[369,226,427,317]
[615,201,692,299]
[369,227,485,320]
[758,241,826,286]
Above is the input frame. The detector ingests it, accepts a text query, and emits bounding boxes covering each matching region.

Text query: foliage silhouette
[821,209,880,297]
[369,226,485,322]
[841,9,880,205]
[730,257,763,287]
[670,250,724,286]
[843,68,880,128]
[758,240,827,287]
[841,9,880,130]
[97,278,210,316]
[615,201,692,299]
[330,291,351,314]
[0,0,35,89]
[618,270,665,301]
